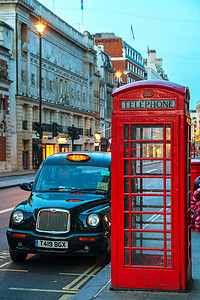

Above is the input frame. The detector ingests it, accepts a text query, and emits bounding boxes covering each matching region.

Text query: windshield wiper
[72,188,107,194]
[48,187,77,191]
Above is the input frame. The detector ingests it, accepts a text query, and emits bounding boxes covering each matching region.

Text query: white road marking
[146,169,157,173]
[9,287,76,294]
[0,269,28,272]
[143,204,171,229]
[0,207,14,214]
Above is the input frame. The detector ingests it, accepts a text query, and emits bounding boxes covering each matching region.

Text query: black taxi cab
[7,152,111,265]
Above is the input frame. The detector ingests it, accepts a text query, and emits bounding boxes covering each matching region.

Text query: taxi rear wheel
[10,250,28,262]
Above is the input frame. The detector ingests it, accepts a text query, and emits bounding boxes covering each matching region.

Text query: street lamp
[115,71,122,87]
[35,19,46,166]
[193,120,197,158]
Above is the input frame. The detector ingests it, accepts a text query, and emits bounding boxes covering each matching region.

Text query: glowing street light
[35,19,46,167]
[35,23,46,35]
[115,71,122,87]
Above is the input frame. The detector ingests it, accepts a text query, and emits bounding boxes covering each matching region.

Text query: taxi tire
[10,250,28,262]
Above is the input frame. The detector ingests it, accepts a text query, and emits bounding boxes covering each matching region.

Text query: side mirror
[20,182,32,191]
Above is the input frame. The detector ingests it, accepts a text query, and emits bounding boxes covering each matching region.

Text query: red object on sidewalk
[191,188,200,233]
[191,159,200,196]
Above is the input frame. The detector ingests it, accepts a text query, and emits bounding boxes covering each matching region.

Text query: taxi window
[34,164,110,194]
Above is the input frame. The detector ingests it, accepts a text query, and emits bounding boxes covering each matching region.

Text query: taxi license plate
[35,240,68,249]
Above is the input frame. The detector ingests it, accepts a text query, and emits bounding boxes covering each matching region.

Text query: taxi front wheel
[10,250,28,262]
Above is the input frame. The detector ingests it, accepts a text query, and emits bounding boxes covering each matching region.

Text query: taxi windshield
[34,164,110,193]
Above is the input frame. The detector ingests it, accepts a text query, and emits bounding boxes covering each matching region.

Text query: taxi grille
[36,209,70,234]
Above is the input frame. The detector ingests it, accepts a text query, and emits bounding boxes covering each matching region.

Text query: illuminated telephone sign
[121,99,175,109]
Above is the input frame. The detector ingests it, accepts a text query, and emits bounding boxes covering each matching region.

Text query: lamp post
[35,19,46,167]
[115,71,122,87]
[193,120,197,158]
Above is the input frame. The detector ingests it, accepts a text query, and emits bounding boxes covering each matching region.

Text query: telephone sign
[121,99,176,109]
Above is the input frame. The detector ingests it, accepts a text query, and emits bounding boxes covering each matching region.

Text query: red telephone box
[111,80,192,292]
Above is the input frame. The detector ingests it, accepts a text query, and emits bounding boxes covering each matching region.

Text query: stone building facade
[0,0,114,171]
[0,21,15,172]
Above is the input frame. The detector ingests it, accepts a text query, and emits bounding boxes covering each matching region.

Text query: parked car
[7,152,111,266]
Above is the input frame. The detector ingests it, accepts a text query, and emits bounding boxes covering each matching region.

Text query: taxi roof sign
[66,154,91,162]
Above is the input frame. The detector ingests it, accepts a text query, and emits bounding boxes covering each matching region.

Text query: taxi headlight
[87,214,100,227]
[12,210,24,223]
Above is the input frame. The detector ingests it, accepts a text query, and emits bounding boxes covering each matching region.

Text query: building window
[41,77,44,89]
[60,115,63,126]
[89,63,93,77]
[127,62,129,70]
[100,85,105,100]
[31,73,35,86]
[50,80,53,92]
[21,23,28,45]
[59,79,63,95]
[50,111,53,124]
[77,117,82,128]
[21,70,26,82]
[74,145,82,151]
[0,98,4,111]
[65,116,68,127]
[65,80,68,93]
[43,110,47,123]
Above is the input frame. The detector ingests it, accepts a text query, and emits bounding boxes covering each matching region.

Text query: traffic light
[52,122,59,137]
[74,127,81,140]
[67,126,73,140]
[35,122,40,137]
[35,122,43,138]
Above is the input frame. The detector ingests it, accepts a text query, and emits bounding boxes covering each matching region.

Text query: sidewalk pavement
[0,170,36,189]
[72,231,200,300]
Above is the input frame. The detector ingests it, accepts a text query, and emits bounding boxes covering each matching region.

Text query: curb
[72,263,111,300]
[0,175,35,190]
[0,172,37,178]
[0,180,35,190]
[0,183,21,190]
